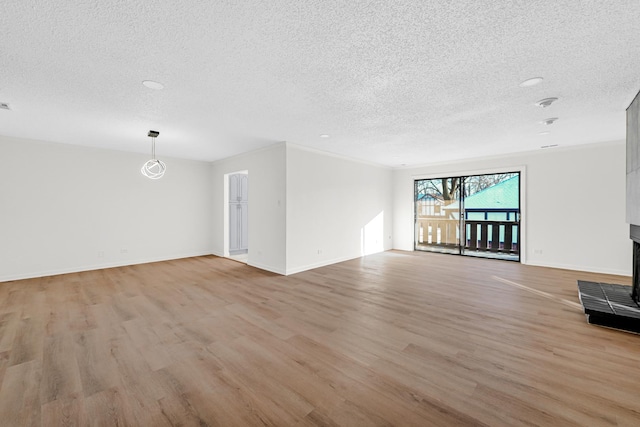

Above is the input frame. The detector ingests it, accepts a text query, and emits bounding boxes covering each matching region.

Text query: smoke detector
[540,118,558,125]
[535,97,558,108]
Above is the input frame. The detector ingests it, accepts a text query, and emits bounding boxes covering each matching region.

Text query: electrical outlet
[120,249,128,254]
[533,249,543,255]
[98,251,104,258]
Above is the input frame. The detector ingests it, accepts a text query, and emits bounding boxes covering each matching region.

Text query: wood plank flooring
[0,251,639,426]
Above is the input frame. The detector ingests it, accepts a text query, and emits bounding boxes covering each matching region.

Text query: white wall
[5,133,626,281]
[211,143,287,274]
[286,144,393,275]
[0,135,213,282]
[393,141,632,276]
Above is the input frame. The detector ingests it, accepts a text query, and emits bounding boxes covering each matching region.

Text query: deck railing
[464,220,519,254]
[416,219,460,247]
[416,218,519,255]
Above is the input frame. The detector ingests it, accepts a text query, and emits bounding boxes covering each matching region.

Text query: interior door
[229,173,248,254]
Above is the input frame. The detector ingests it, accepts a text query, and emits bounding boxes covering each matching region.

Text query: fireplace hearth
[577,225,640,334]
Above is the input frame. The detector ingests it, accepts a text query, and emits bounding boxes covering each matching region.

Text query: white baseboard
[0,251,215,283]
[212,250,286,275]
[285,254,364,276]
[6,251,624,284]
[246,261,286,275]
[524,260,631,278]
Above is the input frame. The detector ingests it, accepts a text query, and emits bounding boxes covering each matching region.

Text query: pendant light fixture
[141,130,166,179]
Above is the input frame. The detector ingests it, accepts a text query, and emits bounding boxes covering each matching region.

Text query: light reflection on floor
[492,275,583,311]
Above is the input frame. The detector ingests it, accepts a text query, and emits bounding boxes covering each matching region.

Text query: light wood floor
[1,251,638,426]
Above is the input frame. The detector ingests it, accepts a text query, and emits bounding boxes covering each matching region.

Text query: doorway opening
[414,172,520,261]
[224,171,248,263]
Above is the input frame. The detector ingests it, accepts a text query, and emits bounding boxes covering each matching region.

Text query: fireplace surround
[577,89,640,333]
[631,225,640,303]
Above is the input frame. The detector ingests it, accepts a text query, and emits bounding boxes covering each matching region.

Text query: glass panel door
[414,177,462,255]
[462,172,520,261]
[415,172,520,261]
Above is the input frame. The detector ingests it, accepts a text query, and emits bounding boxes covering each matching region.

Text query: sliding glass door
[414,172,520,261]
[415,178,462,254]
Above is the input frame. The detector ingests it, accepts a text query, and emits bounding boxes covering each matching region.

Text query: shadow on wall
[361,211,384,256]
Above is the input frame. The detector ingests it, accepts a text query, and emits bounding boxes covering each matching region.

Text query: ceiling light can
[142,80,164,90]
[519,77,544,87]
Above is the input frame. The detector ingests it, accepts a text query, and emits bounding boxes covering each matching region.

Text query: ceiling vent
[0,103,10,110]
[540,117,558,125]
[535,97,558,108]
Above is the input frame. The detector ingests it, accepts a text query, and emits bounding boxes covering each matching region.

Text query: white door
[229,173,248,254]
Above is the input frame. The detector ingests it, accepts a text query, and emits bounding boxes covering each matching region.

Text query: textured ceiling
[1,1,640,167]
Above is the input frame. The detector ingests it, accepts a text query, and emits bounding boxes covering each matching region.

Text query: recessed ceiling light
[535,97,558,108]
[519,77,543,87]
[142,80,164,90]
[540,117,558,125]
[539,131,550,135]
[319,134,330,138]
